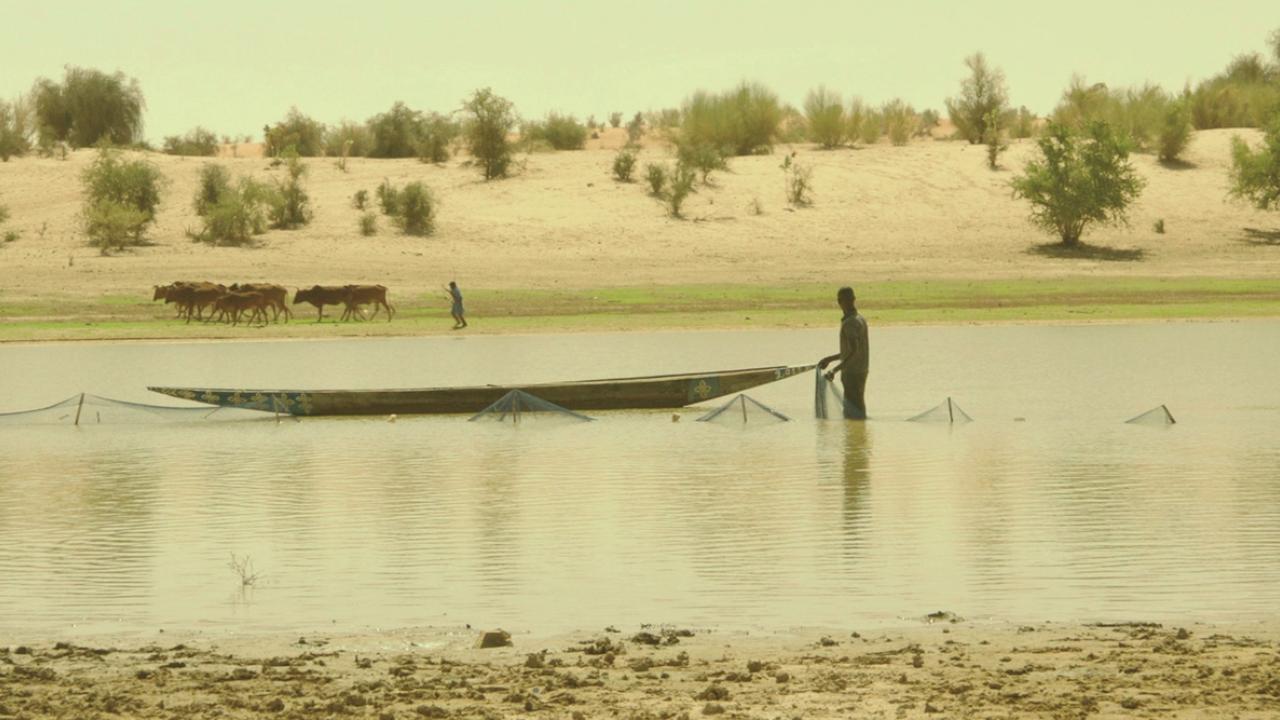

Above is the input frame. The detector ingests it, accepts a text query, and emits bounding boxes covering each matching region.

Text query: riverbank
[4,621,1277,718]
[2,276,1278,343]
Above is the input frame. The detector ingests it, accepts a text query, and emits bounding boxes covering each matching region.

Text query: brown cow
[161,282,225,323]
[293,285,350,322]
[342,284,395,322]
[230,283,292,322]
[210,290,268,326]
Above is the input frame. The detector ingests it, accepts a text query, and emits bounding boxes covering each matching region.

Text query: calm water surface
[1,322,1278,640]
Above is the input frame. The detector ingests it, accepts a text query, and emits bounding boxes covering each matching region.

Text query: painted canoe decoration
[148,364,816,417]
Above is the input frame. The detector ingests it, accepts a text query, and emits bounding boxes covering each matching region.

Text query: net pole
[741,397,747,422]
[74,392,85,426]
[948,397,954,424]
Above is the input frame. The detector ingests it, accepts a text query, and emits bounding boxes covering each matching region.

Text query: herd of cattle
[152,282,395,324]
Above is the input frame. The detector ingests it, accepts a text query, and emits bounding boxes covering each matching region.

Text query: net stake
[74,392,85,426]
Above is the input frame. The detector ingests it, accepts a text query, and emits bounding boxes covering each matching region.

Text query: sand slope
[0,129,1276,304]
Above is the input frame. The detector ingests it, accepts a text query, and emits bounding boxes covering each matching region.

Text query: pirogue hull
[148,364,815,416]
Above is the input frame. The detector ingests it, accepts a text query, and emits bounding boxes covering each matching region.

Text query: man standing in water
[818,286,869,419]
[446,281,467,329]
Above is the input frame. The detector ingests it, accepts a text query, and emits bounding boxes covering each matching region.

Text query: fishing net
[696,394,790,424]
[0,393,267,425]
[814,370,846,419]
[907,397,973,424]
[468,390,594,424]
[1126,404,1176,425]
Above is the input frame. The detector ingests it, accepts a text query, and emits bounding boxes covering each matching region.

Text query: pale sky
[3,0,1276,143]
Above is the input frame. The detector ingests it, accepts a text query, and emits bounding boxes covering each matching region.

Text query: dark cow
[230,283,292,322]
[342,284,395,322]
[210,290,268,326]
[293,285,350,322]
[161,282,225,323]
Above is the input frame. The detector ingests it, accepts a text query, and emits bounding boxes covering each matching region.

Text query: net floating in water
[907,397,973,424]
[695,394,790,424]
[0,392,265,425]
[468,390,594,423]
[1126,404,1176,425]
[813,370,845,419]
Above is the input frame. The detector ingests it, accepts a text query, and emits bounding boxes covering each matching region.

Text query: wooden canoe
[147,364,816,416]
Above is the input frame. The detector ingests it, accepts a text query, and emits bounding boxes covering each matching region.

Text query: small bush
[394,181,436,236]
[916,109,941,137]
[34,66,145,148]
[325,121,373,158]
[353,189,369,210]
[263,107,325,157]
[946,53,1009,144]
[194,164,232,216]
[613,149,637,182]
[781,154,813,206]
[846,99,868,145]
[377,179,400,215]
[805,86,845,149]
[267,150,312,229]
[1154,218,1165,234]
[883,99,917,146]
[664,164,697,218]
[1010,122,1146,246]
[0,203,7,225]
[191,178,272,246]
[609,112,623,128]
[1157,100,1193,162]
[626,112,644,145]
[462,88,517,180]
[680,81,782,157]
[1009,106,1037,139]
[984,109,1008,169]
[858,109,883,145]
[748,197,764,215]
[81,148,165,250]
[163,127,219,156]
[3,230,17,244]
[645,163,667,196]
[676,141,727,183]
[1229,117,1280,210]
[359,211,378,236]
[524,112,587,150]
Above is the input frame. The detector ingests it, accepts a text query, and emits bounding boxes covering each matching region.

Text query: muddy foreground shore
[3,620,1278,718]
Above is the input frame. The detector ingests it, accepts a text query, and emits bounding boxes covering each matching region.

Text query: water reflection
[839,421,873,558]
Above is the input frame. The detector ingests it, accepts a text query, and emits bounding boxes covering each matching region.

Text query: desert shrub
[916,108,941,137]
[858,109,883,145]
[1053,77,1188,153]
[1188,43,1280,129]
[626,112,644,145]
[882,99,917,146]
[609,112,623,128]
[778,105,808,144]
[846,99,867,145]
[612,148,637,182]
[462,87,517,180]
[194,163,232,216]
[648,108,681,130]
[418,112,458,163]
[34,67,144,148]
[1010,122,1146,246]
[359,211,377,236]
[663,164,696,218]
[1229,117,1280,210]
[984,109,1007,169]
[645,163,666,195]
[80,148,164,251]
[0,95,35,161]
[804,86,845,148]
[325,121,373,158]
[781,153,813,206]
[1157,99,1193,162]
[1154,219,1165,234]
[263,108,325,157]
[266,150,311,229]
[367,102,424,158]
[675,141,727,183]
[0,204,7,225]
[376,179,400,215]
[1009,106,1037,138]
[394,181,436,236]
[946,53,1009,144]
[353,189,369,210]
[523,112,587,150]
[679,82,782,157]
[191,178,272,246]
[163,127,219,156]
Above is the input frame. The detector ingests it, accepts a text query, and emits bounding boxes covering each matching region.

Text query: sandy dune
[0,129,1276,306]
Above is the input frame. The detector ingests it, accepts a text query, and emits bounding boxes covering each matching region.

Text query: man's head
[837,286,856,312]
[449,281,457,288]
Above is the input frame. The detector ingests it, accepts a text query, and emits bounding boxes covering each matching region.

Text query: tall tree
[946,53,1009,144]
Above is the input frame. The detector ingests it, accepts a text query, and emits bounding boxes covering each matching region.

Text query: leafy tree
[191,178,272,246]
[418,112,458,163]
[0,95,34,161]
[1157,99,1193,163]
[34,67,145,148]
[804,86,845,149]
[267,150,312,229]
[80,148,165,251]
[194,164,232,216]
[462,88,517,180]
[609,112,623,128]
[325,121,373,158]
[680,82,782,157]
[946,53,1009,144]
[1010,122,1145,246]
[1229,117,1280,210]
[368,102,425,158]
[394,181,437,236]
[263,108,325,157]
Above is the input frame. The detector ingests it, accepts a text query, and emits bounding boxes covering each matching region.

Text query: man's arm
[817,353,841,369]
